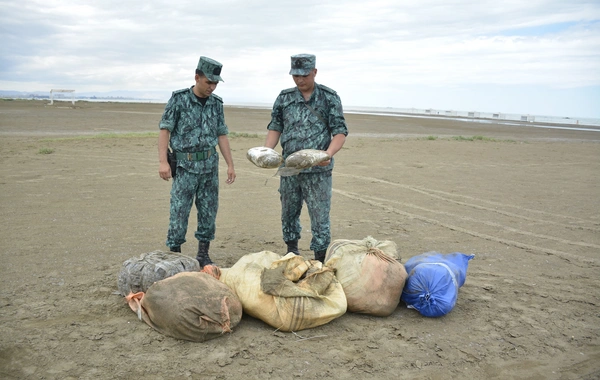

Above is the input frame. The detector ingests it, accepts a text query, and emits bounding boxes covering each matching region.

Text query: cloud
[1,0,599,117]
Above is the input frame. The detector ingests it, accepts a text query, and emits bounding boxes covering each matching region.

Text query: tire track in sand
[336,173,599,232]
[333,188,597,267]
[241,168,597,266]
[349,191,600,249]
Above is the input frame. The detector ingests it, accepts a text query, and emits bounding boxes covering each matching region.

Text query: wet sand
[0,100,598,379]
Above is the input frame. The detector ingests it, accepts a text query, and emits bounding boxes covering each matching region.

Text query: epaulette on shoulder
[281,87,296,95]
[211,93,223,103]
[172,88,188,95]
[318,84,337,95]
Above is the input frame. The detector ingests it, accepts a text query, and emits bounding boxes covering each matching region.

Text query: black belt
[174,147,216,161]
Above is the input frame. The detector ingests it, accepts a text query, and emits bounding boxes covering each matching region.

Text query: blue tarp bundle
[401,252,475,317]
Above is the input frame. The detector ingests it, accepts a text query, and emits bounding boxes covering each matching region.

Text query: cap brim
[205,74,224,82]
[289,68,311,76]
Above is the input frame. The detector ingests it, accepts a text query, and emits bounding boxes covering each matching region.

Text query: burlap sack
[220,251,347,332]
[325,236,407,317]
[125,271,242,342]
[117,250,199,296]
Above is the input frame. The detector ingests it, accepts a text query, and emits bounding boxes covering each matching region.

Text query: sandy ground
[0,99,599,380]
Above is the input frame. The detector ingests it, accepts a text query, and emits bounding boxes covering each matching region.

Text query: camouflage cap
[197,56,224,82]
[289,54,316,76]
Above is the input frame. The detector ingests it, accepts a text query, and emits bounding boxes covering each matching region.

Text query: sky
[1,0,599,118]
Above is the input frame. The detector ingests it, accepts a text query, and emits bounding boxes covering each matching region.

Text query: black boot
[170,246,181,253]
[285,240,300,255]
[314,250,326,263]
[196,241,214,267]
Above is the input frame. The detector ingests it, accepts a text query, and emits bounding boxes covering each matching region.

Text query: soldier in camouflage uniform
[158,56,236,268]
[264,54,348,263]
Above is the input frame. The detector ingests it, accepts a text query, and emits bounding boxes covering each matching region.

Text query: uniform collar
[294,82,319,102]
[189,86,213,104]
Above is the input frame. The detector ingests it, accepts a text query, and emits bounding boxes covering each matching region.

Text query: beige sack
[220,251,347,332]
[126,271,243,342]
[325,236,407,317]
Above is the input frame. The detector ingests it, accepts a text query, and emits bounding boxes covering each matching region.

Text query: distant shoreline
[343,110,600,132]
[3,97,600,129]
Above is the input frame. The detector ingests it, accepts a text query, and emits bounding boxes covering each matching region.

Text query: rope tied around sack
[366,247,397,263]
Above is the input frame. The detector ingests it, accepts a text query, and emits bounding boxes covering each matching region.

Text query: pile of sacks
[117,237,475,342]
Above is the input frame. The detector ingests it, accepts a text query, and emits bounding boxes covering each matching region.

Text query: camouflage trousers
[165,168,219,249]
[279,170,332,252]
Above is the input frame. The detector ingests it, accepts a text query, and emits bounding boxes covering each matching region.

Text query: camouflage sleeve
[159,93,179,132]
[266,92,285,132]
[327,92,349,137]
[216,100,229,136]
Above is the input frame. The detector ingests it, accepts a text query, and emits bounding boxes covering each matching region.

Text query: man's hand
[158,129,172,181]
[159,162,172,181]
[226,166,236,184]
[316,134,346,166]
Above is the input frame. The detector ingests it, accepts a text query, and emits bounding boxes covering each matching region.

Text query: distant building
[49,89,75,105]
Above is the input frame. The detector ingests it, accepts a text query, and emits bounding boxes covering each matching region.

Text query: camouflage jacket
[159,86,229,174]
[267,83,348,173]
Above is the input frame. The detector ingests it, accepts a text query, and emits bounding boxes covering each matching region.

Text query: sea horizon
[3,94,600,129]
